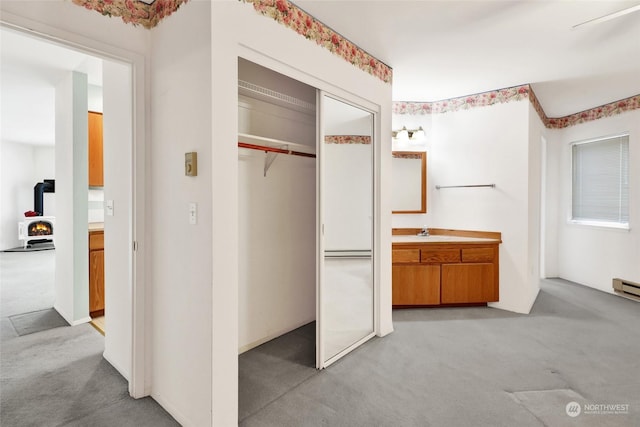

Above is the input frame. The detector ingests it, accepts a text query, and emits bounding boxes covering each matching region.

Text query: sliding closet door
[317,93,375,369]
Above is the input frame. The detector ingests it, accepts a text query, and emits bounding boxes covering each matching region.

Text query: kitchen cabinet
[89,229,104,316]
[392,229,501,307]
[88,111,103,187]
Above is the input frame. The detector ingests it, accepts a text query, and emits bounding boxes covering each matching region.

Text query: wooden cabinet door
[392,264,440,305]
[441,263,497,304]
[89,249,105,314]
[88,111,104,187]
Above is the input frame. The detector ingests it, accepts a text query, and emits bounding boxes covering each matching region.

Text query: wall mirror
[319,93,375,368]
[392,151,426,214]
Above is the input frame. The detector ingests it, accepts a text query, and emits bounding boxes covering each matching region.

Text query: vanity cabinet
[392,248,440,305]
[392,229,501,307]
[89,229,105,316]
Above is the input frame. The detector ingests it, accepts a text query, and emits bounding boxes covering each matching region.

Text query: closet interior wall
[238,58,317,353]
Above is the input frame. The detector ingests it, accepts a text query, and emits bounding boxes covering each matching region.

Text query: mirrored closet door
[317,93,375,368]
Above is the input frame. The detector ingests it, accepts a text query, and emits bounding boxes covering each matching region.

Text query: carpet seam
[239,369,321,423]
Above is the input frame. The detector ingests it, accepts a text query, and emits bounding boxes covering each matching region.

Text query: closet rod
[238,142,316,158]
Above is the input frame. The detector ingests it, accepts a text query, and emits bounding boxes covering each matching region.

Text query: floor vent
[613,278,640,301]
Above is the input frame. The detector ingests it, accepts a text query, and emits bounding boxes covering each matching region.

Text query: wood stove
[18,216,55,249]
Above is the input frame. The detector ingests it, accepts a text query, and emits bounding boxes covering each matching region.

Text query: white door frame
[0,14,147,397]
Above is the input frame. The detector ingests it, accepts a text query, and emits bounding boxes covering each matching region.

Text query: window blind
[572,134,629,225]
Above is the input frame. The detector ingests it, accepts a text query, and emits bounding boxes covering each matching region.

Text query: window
[571,133,629,228]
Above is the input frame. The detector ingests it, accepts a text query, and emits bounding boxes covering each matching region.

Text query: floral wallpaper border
[392,152,422,159]
[324,135,372,145]
[71,0,188,29]
[241,0,392,84]
[393,85,640,129]
[72,1,638,128]
[544,94,640,129]
[392,84,530,116]
[73,0,393,83]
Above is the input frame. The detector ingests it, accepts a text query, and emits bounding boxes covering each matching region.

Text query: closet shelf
[238,133,316,176]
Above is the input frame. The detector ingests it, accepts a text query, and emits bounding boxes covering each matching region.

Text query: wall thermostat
[185,152,198,176]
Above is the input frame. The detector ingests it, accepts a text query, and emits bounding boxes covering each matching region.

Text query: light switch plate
[189,202,197,225]
[185,152,198,176]
[106,200,114,216]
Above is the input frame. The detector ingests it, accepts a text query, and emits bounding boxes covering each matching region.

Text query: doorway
[0,21,144,396]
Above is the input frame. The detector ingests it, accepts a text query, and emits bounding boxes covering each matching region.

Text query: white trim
[322,331,376,369]
[316,90,327,369]
[570,131,629,146]
[1,14,147,398]
[54,304,91,326]
[567,219,630,230]
[151,392,192,427]
[238,318,315,354]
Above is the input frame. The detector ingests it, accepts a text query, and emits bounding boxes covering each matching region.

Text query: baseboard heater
[613,278,640,301]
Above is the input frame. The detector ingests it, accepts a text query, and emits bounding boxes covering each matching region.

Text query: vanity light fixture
[392,126,426,142]
[394,126,409,142]
[411,126,425,141]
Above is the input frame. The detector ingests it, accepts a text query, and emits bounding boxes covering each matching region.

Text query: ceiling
[295,0,640,117]
[2,2,639,148]
[0,27,102,146]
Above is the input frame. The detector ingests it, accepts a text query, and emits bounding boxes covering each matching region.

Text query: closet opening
[237,58,318,421]
[237,57,377,421]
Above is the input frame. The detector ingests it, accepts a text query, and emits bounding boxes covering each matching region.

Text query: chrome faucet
[418,226,430,236]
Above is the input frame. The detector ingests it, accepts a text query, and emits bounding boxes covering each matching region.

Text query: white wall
[149,1,212,425]
[0,1,149,57]
[238,94,315,147]
[211,2,393,425]
[238,149,316,352]
[54,71,89,325]
[548,109,640,292]
[428,100,538,314]
[527,104,545,302]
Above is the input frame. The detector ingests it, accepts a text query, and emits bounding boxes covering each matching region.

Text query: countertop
[392,235,500,244]
[88,222,104,232]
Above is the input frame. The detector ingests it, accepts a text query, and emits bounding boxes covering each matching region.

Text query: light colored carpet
[239,278,640,427]
[0,251,178,427]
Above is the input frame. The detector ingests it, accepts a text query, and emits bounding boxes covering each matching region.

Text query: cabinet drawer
[461,247,494,263]
[392,249,421,263]
[421,249,460,263]
[89,231,104,250]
